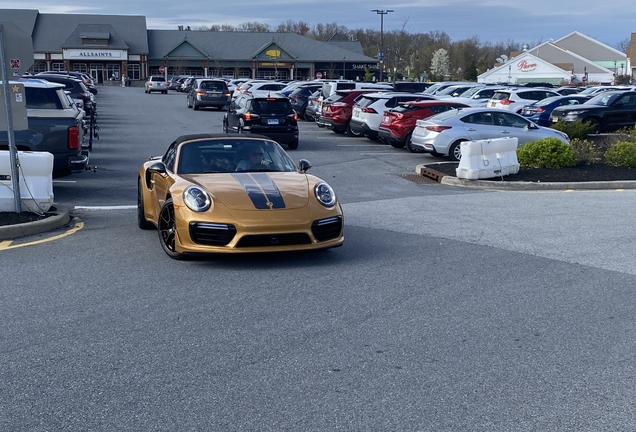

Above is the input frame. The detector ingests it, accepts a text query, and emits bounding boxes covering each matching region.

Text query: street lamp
[371,9,393,82]
[343,57,346,80]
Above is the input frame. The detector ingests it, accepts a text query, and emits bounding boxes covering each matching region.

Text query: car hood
[186,172,310,210]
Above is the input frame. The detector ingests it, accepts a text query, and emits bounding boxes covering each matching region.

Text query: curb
[0,205,71,241]
[415,164,636,191]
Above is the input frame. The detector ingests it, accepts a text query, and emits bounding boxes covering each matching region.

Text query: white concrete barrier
[0,150,54,212]
[456,138,520,180]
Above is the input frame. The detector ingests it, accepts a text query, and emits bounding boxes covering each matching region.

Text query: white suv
[487,88,559,113]
[349,92,432,139]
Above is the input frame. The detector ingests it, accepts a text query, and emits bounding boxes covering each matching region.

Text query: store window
[107,64,120,80]
[238,69,251,78]
[52,62,65,71]
[128,64,140,80]
[255,70,287,80]
[29,61,47,74]
[73,64,88,73]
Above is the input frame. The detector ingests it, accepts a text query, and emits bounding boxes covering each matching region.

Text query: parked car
[487,88,560,113]
[317,89,379,135]
[576,86,625,97]
[422,81,477,95]
[137,134,343,259]
[34,73,96,116]
[392,81,433,93]
[168,75,189,90]
[554,86,584,96]
[378,100,470,152]
[180,77,198,94]
[223,94,299,149]
[443,86,507,107]
[410,107,570,161]
[185,79,231,111]
[144,76,169,94]
[519,95,591,126]
[288,84,324,119]
[549,91,636,133]
[349,92,435,139]
[227,78,250,94]
[433,84,483,98]
[1,78,88,176]
[231,79,268,98]
[304,90,322,122]
[37,71,97,94]
[239,81,287,97]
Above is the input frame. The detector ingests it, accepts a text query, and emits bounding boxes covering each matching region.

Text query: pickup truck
[0,79,88,177]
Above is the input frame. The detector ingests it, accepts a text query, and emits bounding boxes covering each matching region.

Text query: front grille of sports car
[236,233,311,248]
[189,222,237,246]
[311,216,343,241]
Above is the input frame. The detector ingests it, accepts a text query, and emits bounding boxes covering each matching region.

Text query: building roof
[2,10,149,54]
[61,24,130,50]
[147,30,375,62]
[527,41,612,75]
[553,31,626,63]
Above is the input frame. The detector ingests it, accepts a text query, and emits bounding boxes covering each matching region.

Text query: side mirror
[298,159,312,173]
[148,161,167,174]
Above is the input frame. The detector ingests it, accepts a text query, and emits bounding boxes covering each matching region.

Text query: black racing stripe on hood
[231,173,286,209]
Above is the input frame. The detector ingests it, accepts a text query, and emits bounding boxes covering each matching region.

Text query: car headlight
[565,110,587,116]
[183,186,211,212]
[314,182,336,207]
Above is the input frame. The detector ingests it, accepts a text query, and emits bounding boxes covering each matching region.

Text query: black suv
[549,91,636,133]
[223,94,299,149]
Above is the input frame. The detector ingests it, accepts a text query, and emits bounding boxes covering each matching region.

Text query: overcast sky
[2,0,633,50]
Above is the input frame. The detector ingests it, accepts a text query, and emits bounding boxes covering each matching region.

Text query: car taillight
[68,124,80,149]
[148,82,153,86]
[243,112,260,120]
[500,99,514,105]
[396,113,412,119]
[425,125,452,132]
[362,107,378,113]
[287,113,298,120]
[535,107,546,113]
[223,92,231,97]
[293,95,303,99]
[196,90,206,96]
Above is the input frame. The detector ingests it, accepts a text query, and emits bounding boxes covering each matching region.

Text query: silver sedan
[410,107,570,161]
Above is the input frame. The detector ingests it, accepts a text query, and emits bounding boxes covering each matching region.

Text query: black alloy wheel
[158,198,184,259]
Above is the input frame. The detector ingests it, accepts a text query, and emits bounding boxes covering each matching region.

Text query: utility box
[0,150,54,212]
[456,137,520,180]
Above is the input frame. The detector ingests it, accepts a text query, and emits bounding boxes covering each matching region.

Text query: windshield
[586,93,620,106]
[178,138,297,174]
[424,108,462,123]
[459,86,485,98]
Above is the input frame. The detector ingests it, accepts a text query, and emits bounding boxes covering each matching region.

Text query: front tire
[158,198,184,260]
[186,96,192,108]
[585,118,601,134]
[287,140,299,150]
[137,178,154,230]
[193,102,200,111]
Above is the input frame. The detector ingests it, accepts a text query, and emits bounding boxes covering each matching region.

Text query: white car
[439,86,506,107]
[231,79,268,98]
[487,88,559,113]
[239,81,288,98]
[348,92,434,139]
[410,107,570,161]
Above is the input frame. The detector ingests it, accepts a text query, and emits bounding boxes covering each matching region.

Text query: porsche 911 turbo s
[137,134,344,259]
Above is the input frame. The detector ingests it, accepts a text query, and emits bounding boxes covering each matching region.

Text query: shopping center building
[1,9,378,84]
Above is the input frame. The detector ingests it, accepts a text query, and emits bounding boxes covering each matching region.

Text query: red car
[317,89,379,136]
[378,100,470,152]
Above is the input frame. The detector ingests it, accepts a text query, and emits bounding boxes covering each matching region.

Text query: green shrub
[550,120,594,141]
[604,141,636,167]
[517,138,576,169]
[570,138,602,165]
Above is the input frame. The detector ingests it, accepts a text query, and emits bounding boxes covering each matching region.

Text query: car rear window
[491,92,511,101]
[200,81,227,91]
[25,87,63,109]
[252,98,292,114]
[355,96,377,108]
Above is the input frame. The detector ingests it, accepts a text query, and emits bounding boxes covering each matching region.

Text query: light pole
[371,9,393,82]
[343,56,346,80]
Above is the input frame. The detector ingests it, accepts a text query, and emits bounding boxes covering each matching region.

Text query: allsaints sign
[64,49,125,59]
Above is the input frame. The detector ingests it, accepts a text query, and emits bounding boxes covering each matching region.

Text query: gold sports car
[137,134,344,259]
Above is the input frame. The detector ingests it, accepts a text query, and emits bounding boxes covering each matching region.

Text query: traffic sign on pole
[0,21,34,213]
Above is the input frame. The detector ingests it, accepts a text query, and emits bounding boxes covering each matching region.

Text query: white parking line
[337,144,385,147]
[74,205,136,210]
